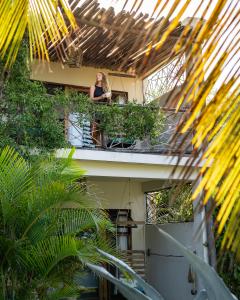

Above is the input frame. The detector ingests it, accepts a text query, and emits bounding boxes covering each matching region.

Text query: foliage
[217,250,240,299]
[0,146,114,300]
[187,86,240,258]
[154,226,237,300]
[145,0,239,258]
[214,210,240,298]
[87,249,163,300]
[0,0,77,68]
[69,91,165,143]
[0,0,239,260]
[0,43,68,154]
[148,184,193,223]
[0,43,165,153]
[117,0,240,261]
[96,248,163,300]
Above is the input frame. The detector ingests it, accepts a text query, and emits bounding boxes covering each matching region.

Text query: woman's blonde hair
[95,72,110,93]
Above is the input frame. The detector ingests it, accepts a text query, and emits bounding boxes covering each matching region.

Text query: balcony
[65,101,192,155]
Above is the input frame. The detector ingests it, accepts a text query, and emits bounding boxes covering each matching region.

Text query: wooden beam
[108,72,137,78]
[75,16,147,35]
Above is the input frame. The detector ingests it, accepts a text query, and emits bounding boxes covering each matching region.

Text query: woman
[90,72,111,146]
[90,72,111,102]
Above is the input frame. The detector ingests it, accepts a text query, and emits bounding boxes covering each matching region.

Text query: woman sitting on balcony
[90,72,111,103]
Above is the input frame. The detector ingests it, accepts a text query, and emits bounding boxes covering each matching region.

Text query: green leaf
[97,248,164,300]
[87,263,152,300]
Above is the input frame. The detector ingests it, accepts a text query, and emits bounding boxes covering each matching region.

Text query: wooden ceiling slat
[82,2,100,20]
[47,0,186,76]
[75,0,97,17]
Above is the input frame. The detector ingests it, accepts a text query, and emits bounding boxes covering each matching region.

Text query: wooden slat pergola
[48,0,186,77]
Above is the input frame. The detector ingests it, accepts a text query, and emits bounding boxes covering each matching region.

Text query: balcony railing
[66,103,192,154]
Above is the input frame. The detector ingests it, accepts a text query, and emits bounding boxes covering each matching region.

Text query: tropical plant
[0,146,114,299]
[88,227,237,300]
[147,183,193,224]
[117,0,240,292]
[0,0,239,261]
[154,226,237,300]
[1,0,239,288]
[0,44,165,153]
[119,0,239,259]
[0,43,68,154]
[87,251,163,300]
[0,0,77,68]
[214,210,240,298]
[94,0,238,263]
[143,0,239,259]
[216,246,240,299]
[69,91,165,143]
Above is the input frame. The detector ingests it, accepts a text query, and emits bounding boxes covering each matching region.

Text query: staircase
[121,250,146,279]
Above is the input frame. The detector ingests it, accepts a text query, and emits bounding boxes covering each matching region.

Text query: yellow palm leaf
[143,0,240,259]
[0,0,77,68]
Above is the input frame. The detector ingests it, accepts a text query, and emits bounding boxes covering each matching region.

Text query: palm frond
[141,0,240,258]
[97,248,164,300]
[0,147,114,298]
[24,235,79,276]
[32,148,84,187]
[0,146,32,230]
[0,0,28,68]
[56,208,113,236]
[0,0,77,68]
[45,284,80,300]
[87,263,152,300]
[155,226,236,300]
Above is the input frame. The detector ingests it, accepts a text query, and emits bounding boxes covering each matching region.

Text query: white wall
[57,150,200,181]
[72,159,198,181]
[146,223,197,300]
[31,61,143,103]
[87,178,145,250]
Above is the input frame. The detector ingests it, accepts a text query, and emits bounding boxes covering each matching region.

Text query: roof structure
[48,0,186,77]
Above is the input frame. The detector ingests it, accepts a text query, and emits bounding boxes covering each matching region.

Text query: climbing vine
[0,43,67,154]
[0,43,165,154]
[69,91,165,143]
